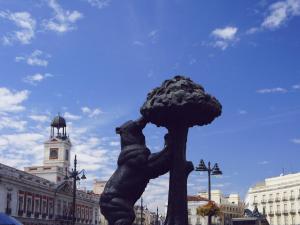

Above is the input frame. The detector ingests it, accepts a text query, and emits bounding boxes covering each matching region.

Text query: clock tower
[25,115,72,183]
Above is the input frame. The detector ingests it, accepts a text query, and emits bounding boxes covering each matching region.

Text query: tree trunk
[164,125,193,225]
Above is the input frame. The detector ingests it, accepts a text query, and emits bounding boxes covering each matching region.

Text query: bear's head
[116,117,147,149]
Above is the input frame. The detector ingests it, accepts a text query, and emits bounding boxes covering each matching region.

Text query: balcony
[268,198,274,203]
[268,211,274,216]
[290,209,296,214]
[282,196,288,201]
[275,210,281,215]
[261,199,267,204]
[5,208,12,215]
[283,210,289,215]
[275,197,281,202]
[290,195,295,201]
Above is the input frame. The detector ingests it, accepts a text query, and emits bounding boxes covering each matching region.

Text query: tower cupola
[51,114,67,138]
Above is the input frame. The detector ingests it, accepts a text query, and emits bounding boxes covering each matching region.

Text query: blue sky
[0,0,300,212]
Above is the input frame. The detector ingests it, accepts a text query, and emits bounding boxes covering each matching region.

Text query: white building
[0,115,103,225]
[93,180,106,195]
[187,190,245,225]
[247,172,300,225]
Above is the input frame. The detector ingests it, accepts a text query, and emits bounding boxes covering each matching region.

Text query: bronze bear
[100,117,171,225]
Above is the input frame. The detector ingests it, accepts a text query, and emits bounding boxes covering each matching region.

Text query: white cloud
[0,132,45,168]
[262,0,300,29]
[16,50,50,67]
[81,107,103,118]
[148,29,159,43]
[133,41,145,46]
[292,84,300,89]
[0,116,27,131]
[238,110,248,115]
[211,26,238,50]
[109,141,119,147]
[291,138,300,144]
[258,160,269,165]
[84,0,111,9]
[246,27,260,35]
[23,73,53,86]
[0,87,29,114]
[63,112,81,120]
[29,114,49,123]
[212,26,238,40]
[0,11,36,45]
[43,0,83,33]
[256,87,287,93]
[189,58,197,65]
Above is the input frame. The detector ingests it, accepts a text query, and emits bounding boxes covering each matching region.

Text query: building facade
[187,190,245,225]
[246,173,300,225]
[0,115,102,225]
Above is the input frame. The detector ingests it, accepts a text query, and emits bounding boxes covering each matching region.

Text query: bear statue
[100,117,171,225]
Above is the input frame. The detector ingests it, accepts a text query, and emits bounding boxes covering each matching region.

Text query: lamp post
[140,197,143,225]
[195,159,222,225]
[64,155,87,225]
[156,207,159,225]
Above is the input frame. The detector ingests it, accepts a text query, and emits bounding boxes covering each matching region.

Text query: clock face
[50,148,58,159]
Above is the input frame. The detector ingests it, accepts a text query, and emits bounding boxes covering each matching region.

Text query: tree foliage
[196,201,221,217]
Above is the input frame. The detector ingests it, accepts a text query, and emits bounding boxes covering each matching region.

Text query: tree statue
[100,118,171,225]
[141,75,222,225]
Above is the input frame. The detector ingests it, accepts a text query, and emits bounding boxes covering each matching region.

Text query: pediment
[56,181,73,195]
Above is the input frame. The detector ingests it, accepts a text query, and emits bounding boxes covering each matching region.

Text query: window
[26,196,32,212]
[42,200,47,214]
[196,216,201,225]
[291,202,295,210]
[65,149,69,160]
[188,208,191,215]
[63,201,67,216]
[277,216,280,225]
[18,194,24,211]
[94,208,98,221]
[284,216,288,225]
[57,200,61,215]
[34,198,40,213]
[292,216,295,225]
[49,200,54,215]
[6,193,12,210]
[49,148,58,159]
[81,207,84,219]
[254,196,257,203]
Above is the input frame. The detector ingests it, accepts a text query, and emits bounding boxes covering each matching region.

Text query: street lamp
[195,159,222,225]
[64,155,87,225]
[156,207,159,225]
[140,197,143,225]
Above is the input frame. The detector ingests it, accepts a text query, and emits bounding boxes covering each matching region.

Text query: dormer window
[50,148,58,159]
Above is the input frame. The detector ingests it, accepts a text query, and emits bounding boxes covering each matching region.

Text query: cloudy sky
[0,0,300,213]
